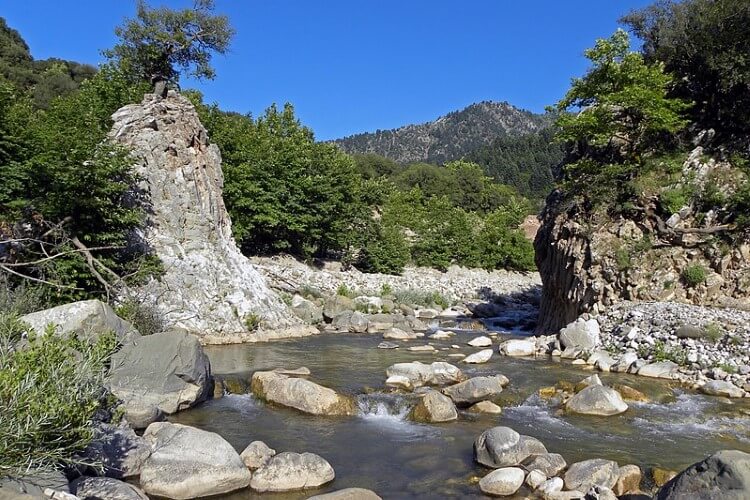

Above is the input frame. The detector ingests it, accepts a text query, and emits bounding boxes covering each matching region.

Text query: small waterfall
[357,393,413,421]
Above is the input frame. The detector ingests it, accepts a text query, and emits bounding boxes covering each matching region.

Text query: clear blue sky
[3,0,653,140]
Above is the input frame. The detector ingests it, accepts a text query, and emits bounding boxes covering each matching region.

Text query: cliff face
[110,92,309,343]
[535,147,750,334]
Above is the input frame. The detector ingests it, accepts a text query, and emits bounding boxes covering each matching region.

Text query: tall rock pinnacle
[110,91,310,343]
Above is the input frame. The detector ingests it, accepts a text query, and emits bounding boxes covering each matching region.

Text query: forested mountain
[334,101,551,165]
[0,17,96,108]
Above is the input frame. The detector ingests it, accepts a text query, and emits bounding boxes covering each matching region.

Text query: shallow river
[173,330,750,499]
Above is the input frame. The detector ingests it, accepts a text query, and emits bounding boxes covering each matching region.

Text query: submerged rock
[251,371,356,416]
[467,401,503,414]
[700,380,745,398]
[250,452,335,492]
[140,422,252,499]
[474,426,547,468]
[410,390,458,423]
[656,449,750,500]
[442,375,508,405]
[565,385,628,416]
[307,488,382,500]
[478,467,525,496]
[107,330,212,414]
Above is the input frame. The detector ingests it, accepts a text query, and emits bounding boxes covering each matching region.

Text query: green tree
[105,0,234,86]
[621,0,750,139]
[198,101,367,257]
[553,29,690,199]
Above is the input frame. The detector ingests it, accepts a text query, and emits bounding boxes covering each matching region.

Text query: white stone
[478,467,525,496]
[463,349,494,364]
[468,335,492,347]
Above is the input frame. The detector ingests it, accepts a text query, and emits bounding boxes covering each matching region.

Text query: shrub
[660,186,692,214]
[114,298,165,335]
[355,222,410,275]
[702,322,723,343]
[681,264,707,288]
[336,283,356,298]
[0,324,117,474]
[380,283,393,297]
[243,313,262,331]
[392,289,451,309]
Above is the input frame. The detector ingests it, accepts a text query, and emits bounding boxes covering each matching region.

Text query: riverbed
[172,331,750,499]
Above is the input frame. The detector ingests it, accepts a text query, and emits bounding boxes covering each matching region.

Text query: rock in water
[308,488,382,499]
[410,390,458,423]
[109,92,306,342]
[564,459,620,493]
[107,331,212,414]
[250,370,356,415]
[250,452,335,492]
[478,467,525,496]
[140,422,252,499]
[656,449,750,500]
[474,426,547,468]
[565,385,628,416]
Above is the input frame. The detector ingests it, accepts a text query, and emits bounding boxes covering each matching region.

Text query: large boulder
[139,422,252,499]
[240,441,276,470]
[656,450,750,500]
[478,467,525,496]
[442,375,508,406]
[251,371,356,415]
[565,385,628,416]
[700,380,745,398]
[250,452,335,492]
[474,426,547,468]
[366,313,414,334]
[499,339,537,356]
[110,92,304,341]
[107,330,211,414]
[385,361,464,388]
[409,390,458,423]
[560,318,601,350]
[564,459,620,492]
[20,300,139,343]
[71,477,148,500]
[522,453,567,477]
[333,311,369,333]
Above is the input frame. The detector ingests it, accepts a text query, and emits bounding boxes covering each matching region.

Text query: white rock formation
[109,92,311,342]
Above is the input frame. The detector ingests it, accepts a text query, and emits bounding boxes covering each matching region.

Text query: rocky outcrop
[107,330,211,414]
[535,147,750,334]
[110,92,308,342]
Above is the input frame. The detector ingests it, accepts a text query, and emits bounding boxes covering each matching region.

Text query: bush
[681,264,707,287]
[0,324,117,474]
[702,322,723,343]
[392,289,451,309]
[243,313,262,331]
[355,222,410,275]
[114,298,165,335]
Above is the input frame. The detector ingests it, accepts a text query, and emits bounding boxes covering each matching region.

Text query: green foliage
[660,185,693,214]
[644,340,688,365]
[355,221,411,275]
[198,101,367,258]
[391,289,451,309]
[298,284,323,299]
[553,29,691,203]
[104,0,234,85]
[681,264,707,288]
[702,322,723,343]
[0,326,118,474]
[1,65,156,302]
[243,313,262,332]
[379,283,393,297]
[336,283,356,298]
[615,246,632,272]
[114,298,164,335]
[622,0,750,138]
[465,126,562,199]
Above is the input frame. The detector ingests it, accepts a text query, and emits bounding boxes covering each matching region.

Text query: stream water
[172,328,750,499]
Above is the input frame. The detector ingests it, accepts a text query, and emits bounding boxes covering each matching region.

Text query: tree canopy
[105,0,234,85]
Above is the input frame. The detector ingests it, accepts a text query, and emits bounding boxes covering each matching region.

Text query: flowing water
[172,329,750,499]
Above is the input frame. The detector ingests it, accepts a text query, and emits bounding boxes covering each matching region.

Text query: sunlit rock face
[110,91,308,343]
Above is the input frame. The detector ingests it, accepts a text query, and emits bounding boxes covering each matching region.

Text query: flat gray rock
[251,371,356,415]
[565,385,628,416]
[71,477,148,500]
[251,452,335,492]
[442,375,508,405]
[564,458,620,492]
[410,390,458,423]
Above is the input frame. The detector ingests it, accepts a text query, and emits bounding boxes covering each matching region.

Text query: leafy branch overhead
[104,0,234,84]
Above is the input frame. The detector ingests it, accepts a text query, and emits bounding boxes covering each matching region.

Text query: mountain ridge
[333,100,551,165]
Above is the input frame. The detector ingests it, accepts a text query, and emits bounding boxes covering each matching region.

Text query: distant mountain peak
[333,101,549,164]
